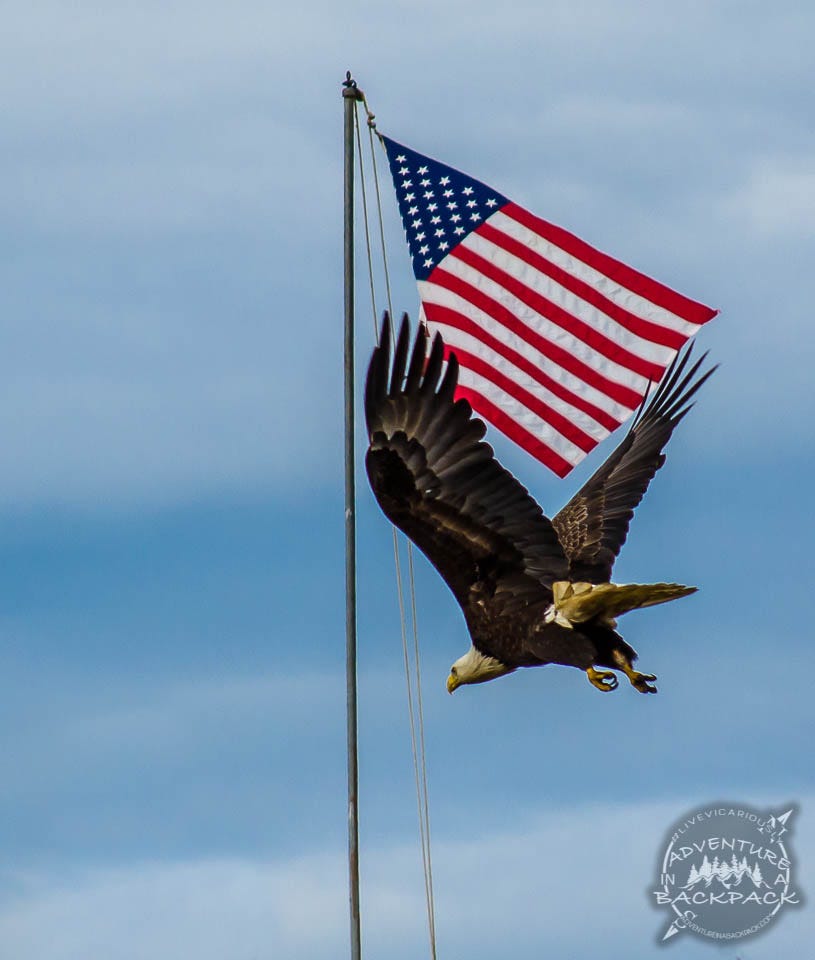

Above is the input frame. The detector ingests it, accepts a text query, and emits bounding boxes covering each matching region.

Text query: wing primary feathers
[364,314,391,434]
[421,333,445,396]
[437,351,459,405]
[365,314,569,609]
[404,314,426,395]
[664,361,718,424]
[389,314,411,395]
[632,349,718,439]
[637,341,693,422]
[553,341,716,583]
[635,344,693,425]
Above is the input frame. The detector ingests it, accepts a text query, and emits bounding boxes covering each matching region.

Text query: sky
[0,1,813,958]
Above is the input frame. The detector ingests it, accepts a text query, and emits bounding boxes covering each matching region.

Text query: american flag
[382,136,717,477]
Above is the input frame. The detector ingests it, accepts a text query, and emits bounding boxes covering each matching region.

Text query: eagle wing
[365,314,568,610]
[552,346,716,583]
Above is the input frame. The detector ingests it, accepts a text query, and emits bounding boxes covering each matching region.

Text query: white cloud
[0,359,339,507]
[1,795,811,959]
[723,159,815,236]
[1,670,344,801]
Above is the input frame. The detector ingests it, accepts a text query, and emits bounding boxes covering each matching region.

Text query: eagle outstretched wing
[365,314,568,608]
[552,346,717,583]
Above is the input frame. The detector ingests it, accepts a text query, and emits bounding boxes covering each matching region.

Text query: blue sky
[0,2,813,957]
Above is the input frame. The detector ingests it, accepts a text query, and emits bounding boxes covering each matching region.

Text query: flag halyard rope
[354,101,439,960]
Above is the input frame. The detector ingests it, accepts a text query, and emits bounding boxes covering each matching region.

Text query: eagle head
[446,646,514,693]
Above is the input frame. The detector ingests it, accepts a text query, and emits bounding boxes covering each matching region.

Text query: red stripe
[424,301,621,433]
[478,221,688,350]
[428,265,643,410]
[446,344,596,453]
[452,243,665,382]
[502,202,719,326]
[453,382,574,478]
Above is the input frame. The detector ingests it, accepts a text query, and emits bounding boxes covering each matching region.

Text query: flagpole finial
[341,72,380,136]
[342,71,363,100]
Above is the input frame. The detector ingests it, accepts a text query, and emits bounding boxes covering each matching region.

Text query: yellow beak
[446,673,461,694]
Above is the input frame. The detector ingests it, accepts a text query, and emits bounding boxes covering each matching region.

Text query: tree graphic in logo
[684,855,768,891]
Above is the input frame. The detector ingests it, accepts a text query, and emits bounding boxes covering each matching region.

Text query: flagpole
[342,70,363,960]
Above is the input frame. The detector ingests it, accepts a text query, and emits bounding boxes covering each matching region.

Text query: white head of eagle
[447,647,514,693]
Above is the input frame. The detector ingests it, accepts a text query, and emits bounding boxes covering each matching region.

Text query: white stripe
[422,263,650,395]
[489,209,703,338]
[425,321,610,444]
[419,280,636,423]
[461,229,675,368]
[455,366,586,466]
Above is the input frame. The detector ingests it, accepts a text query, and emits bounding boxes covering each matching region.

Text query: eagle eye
[451,666,457,676]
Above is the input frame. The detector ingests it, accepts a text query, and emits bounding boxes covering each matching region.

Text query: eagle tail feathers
[550,580,697,626]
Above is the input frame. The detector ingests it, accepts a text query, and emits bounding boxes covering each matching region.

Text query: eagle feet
[586,667,618,692]
[628,671,658,694]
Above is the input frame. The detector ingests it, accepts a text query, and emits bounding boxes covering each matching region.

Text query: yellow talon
[611,650,658,694]
[586,667,618,692]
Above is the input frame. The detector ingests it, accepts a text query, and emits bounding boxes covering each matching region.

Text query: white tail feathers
[547,581,697,628]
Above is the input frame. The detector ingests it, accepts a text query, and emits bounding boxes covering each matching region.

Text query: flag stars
[386,141,510,278]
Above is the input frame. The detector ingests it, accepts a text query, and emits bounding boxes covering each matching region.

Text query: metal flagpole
[342,70,363,960]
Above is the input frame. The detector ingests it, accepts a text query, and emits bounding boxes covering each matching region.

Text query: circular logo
[651,802,802,943]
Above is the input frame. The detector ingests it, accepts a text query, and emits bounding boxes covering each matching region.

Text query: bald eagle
[365,314,716,695]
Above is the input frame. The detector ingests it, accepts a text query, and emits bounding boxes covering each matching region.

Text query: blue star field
[382,136,508,280]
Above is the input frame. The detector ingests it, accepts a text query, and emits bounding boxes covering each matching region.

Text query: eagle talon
[586,667,618,692]
[629,671,658,694]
